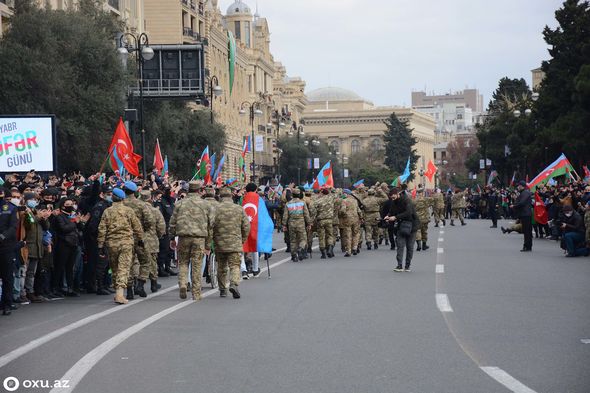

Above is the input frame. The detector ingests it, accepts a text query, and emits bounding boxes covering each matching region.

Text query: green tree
[143,102,226,179]
[0,0,127,173]
[383,113,419,181]
[277,136,334,185]
[534,0,590,168]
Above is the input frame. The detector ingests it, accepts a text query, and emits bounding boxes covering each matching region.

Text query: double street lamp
[239,101,263,183]
[206,75,223,124]
[118,32,155,179]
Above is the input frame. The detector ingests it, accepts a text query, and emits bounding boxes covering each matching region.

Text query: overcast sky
[219,0,563,108]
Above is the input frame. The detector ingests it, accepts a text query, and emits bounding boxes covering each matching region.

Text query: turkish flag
[108,118,141,177]
[425,159,437,182]
[534,192,548,225]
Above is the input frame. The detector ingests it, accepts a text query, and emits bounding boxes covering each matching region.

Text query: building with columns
[303,87,436,187]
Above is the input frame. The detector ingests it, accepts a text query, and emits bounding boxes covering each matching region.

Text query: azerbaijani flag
[391,177,400,187]
[162,155,169,177]
[352,179,365,188]
[583,165,590,183]
[509,171,516,188]
[312,161,334,189]
[226,178,238,186]
[196,146,210,182]
[242,191,274,253]
[153,138,164,174]
[528,153,575,191]
[487,169,498,185]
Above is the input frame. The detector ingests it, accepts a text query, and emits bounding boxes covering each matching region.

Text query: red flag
[424,160,437,182]
[153,138,164,173]
[411,187,417,199]
[534,192,548,225]
[108,118,141,177]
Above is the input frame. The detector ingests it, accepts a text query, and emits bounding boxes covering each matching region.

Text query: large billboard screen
[0,115,56,173]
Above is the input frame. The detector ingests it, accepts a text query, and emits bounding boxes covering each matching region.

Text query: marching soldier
[303,190,315,257]
[123,181,155,298]
[414,186,433,251]
[202,186,219,283]
[362,188,388,250]
[433,189,446,227]
[139,191,166,293]
[332,189,342,245]
[282,188,311,262]
[169,181,213,301]
[339,190,363,257]
[450,188,467,226]
[212,188,250,299]
[97,188,143,305]
[312,188,335,259]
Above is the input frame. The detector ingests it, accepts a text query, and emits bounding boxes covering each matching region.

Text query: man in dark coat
[385,188,419,272]
[511,181,533,252]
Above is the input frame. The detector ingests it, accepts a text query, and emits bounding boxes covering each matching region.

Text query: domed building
[303,86,436,187]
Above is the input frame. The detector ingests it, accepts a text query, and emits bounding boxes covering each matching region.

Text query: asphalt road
[0,220,588,393]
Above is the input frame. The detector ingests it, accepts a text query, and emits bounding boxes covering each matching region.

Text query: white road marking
[581,339,590,344]
[0,284,178,369]
[436,293,453,312]
[50,253,300,393]
[438,238,444,242]
[439,230,444,234]
[481,367,538,393]
[437,247,444,254]
[436,264,445,273]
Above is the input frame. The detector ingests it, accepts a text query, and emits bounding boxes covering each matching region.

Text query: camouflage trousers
[434,208,445,224]
[177,236,205,297]
[108,244,133,289]
[131,243,151,281]
[216,252,241,290]
[149,252,158,280]
[340,221,361,253]
[452,208,465,224]
[288,220,307,254]
[352,222,361,250]
[316,219,334,250]
[415,222,429,242]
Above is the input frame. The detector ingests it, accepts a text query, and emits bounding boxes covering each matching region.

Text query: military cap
[204,186,215,197]
[188,181,202,192]
[124,181,138,192]
[113,188,126,199]
[292,188,302,197]
[219,188,232,198]
[139,190,151,201]
[101,184,113,193]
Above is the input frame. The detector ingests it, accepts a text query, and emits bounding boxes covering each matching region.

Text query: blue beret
[113,188,126,199]
[124,181,138,192]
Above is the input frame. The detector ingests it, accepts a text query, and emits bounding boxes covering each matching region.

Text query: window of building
[457,114,463,120]
[441,151,446,159]
[330,140,339,152]
[351,139,361,153]
[434,152,437,159]
[370,138,381,152]
[245,21,251,47]
[234,21,241,40]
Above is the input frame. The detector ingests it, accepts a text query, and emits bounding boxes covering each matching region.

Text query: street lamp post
[239,101,263,183]
[206,75,223,124]
[118,33,155,180]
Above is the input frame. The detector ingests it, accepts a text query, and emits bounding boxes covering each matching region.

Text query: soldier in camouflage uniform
[169,181,213,301]
[450,188,467,226]
[97,188,143,305]
[312,188,335,259]
[202,186,219,283]
[362,188,388,250]
[212,188,250,299]
[414,187,433,251]
[139,191,166,293]
[339,191,363,257]
[303,190,315,257]
[282,188,311,262]
[332,189,342,245]
[123,181,156,299]
[433,189,446,227]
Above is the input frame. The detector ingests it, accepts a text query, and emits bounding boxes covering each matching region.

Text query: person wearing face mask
[559,204,586,257]
[52,198,85,297]
[23,194,49,303]
[84,184,113,295]
[0,188,18,315]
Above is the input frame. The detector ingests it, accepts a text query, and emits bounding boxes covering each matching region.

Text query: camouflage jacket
[451,192,467,208]
[433,193,445,209]
[169,194,213,243]
[97,202,143,249]
[415,195,433,224]
[212,197,250,253]
[363,190,388,215]
[123,195,155,235]
[143,203,166,253]
[332,195,342,225]
[312,194,334,222]
[282,198,310,225]
[339,197,362,226]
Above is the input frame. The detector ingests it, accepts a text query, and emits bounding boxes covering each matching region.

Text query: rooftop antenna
[254,1,260,18]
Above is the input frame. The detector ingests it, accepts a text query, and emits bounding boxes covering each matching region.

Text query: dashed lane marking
[437,247,444,254]
[438,238,444,242]
[436,264,445,273]
[581,339,590,344]
[436,293,453,312]
[480,367,538,393]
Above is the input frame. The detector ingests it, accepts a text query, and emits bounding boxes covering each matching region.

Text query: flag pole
[265,252,271,279]
[98,146,115,175]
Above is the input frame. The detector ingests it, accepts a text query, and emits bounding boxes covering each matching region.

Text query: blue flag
[399,157,411,183]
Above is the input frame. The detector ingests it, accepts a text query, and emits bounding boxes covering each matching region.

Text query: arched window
[330,140,339,152]
[370,138,382,152]
[351,139,361,153]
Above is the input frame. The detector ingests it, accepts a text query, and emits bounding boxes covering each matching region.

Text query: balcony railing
[130,78,203,98]
[198,1,204,15]
[183,27,201,41]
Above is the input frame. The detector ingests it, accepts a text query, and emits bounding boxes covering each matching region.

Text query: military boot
[135,280,147,298]
[291,254,299,262]
[301,248,308,260]
[374,242,379,250]
[150,279,159,293]
[320,249,327,259]
[126,286,134,301]
[442,219,446,226]
[114,288,128,305]
[379,237,383,245]
[327,245,335,258]
[422,241,429,251]
[416,241,422,251]
[366,242,372,250]
[285,245,291,253]
[308,245,313,259]
[434,223,439,227]
[450,220,455,226]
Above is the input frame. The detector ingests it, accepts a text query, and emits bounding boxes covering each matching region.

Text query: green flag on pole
[227,31,236,96]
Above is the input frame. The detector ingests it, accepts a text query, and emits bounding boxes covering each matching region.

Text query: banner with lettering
[0,116,56,172]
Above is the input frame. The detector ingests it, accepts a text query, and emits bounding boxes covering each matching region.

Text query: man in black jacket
[385,188,419,272]
[0,188,18,315]
[559,205,586,257]
[511,181,533,251]
[380,191,396,250]
[486,187,499,228]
